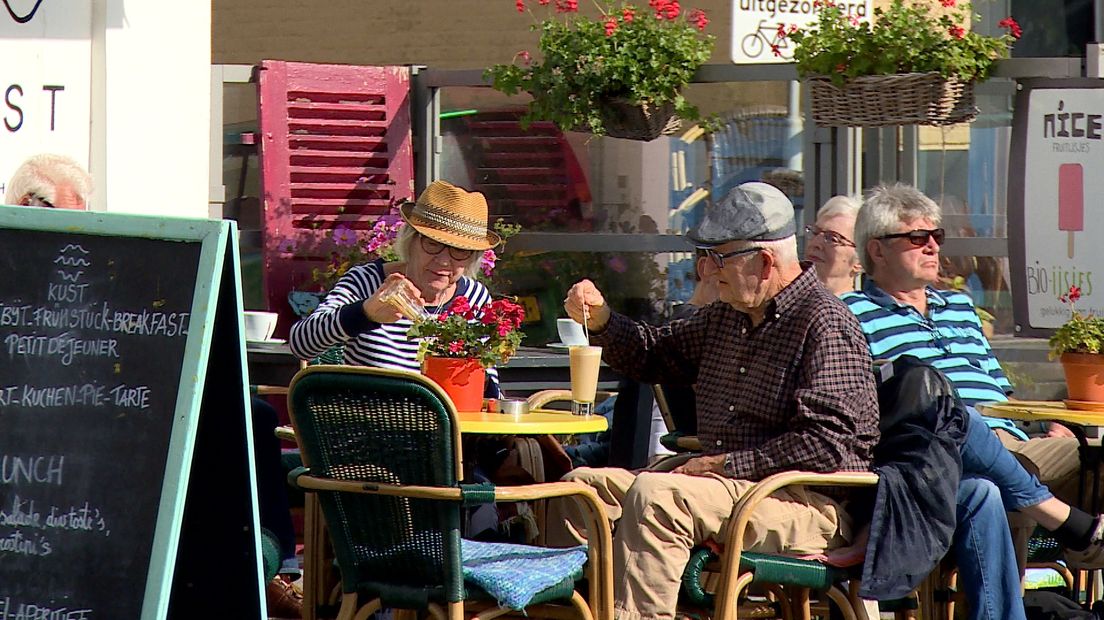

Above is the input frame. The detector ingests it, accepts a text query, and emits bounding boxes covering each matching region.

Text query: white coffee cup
[557,318,587,346]
[244,311,279,342]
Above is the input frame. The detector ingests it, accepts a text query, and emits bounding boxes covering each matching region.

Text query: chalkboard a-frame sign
[0,206,264,619]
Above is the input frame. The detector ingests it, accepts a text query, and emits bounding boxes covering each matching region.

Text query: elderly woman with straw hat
[289,180,503,394]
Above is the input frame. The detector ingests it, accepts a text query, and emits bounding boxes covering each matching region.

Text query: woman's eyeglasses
[876,228,946,247]
[701,246,762,269]
[420,235,475,261]
[804,225,855,248]
[24,193,55,208]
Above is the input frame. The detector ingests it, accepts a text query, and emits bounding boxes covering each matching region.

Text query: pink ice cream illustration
[1058,163,1083,259]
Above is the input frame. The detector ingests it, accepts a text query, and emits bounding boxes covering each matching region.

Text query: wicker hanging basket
[597,97,682,141]
[807,72,978,128]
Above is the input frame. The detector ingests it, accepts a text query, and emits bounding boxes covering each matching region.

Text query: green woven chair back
[289,368,464,607]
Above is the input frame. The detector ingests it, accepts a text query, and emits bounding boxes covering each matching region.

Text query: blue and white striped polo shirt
[842,280,1026,440]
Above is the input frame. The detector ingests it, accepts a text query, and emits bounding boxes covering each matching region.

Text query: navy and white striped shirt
[842,280,1025,440]
[289,259,500,394]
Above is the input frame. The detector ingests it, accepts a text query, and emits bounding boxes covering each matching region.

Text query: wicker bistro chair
[674,470,892,620]
[286,365,614,620]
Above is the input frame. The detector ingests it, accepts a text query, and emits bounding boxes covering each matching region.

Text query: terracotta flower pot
[1060,352,1104,403]
[422,356,485,411]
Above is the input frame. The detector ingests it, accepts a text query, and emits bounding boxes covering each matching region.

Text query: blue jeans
[961,407,1053,511]
[953,477,1026,620]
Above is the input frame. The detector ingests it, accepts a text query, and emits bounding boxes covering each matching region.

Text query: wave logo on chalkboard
[54,244,89,284]
[2,0,46,24]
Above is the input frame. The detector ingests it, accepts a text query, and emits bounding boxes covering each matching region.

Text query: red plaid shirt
[593,266,879,480]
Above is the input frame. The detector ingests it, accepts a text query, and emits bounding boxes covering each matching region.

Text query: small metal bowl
[499,399,530,415]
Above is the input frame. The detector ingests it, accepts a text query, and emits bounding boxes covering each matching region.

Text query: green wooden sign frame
[0,206,263,619]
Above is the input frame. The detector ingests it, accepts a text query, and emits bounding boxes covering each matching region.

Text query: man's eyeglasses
[804,225,855,248]
[876,228,946,247]
[420,235,475,261]
[700,246,762,269]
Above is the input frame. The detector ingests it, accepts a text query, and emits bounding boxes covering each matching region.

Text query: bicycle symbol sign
[730,1,871,65]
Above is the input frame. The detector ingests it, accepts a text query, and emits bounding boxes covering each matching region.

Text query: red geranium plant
[407,296,527,367]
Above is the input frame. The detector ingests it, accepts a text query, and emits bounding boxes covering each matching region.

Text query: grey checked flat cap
[686,182,796,247]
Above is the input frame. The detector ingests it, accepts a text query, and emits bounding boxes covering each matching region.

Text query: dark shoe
[266,575,303,619]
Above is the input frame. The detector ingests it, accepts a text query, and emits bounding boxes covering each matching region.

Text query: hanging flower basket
[598,98,682,141]
[807,72,977,128]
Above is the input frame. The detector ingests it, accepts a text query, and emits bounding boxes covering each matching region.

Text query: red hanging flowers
[999,17,1023,39]
[555,0,578,12]
[516,0,526,12]
[604,15,618,35]
[948,25,965,39]
[940,0,955,7]
[408,295,527,367]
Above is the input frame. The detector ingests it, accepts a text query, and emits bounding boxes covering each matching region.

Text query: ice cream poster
[1022,88,1104,328]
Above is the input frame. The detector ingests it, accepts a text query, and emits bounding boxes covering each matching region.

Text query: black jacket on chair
[860,356,969,600]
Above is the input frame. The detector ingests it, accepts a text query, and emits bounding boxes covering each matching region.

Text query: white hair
[394,224,482,278]
[755,235,799,266]
[817,195,861,220]
[855,183,942,274]
[4,153,92,206]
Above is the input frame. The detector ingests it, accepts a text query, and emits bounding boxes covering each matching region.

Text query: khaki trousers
[997,432,1104,569]
[546,467,852,620]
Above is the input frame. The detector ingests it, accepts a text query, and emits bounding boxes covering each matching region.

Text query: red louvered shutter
[256,60,413,337]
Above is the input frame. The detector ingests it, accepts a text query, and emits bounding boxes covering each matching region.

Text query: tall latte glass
[568,345,602,415]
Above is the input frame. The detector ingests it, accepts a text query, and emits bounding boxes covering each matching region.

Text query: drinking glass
[568,345,602,415]
[378,281,429,322]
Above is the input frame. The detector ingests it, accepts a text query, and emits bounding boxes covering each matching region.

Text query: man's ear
[757,247,775,279]
[866,239,884,272]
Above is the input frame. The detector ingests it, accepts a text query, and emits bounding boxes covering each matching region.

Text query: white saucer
[248,338,287,348]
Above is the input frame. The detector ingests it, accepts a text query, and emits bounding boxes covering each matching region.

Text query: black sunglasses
[700,246,762,269]
[804,225,855,248]
[24,192,55,208]
[419,235,475,261]
[876,228,945,247]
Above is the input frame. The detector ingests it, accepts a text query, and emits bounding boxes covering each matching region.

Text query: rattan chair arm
[255,384,290,396]
[676,436,702,451]
[712,470,878,620]
[525,389,616,410]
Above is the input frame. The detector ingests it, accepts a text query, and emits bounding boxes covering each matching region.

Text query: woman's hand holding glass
[363,274,429,323]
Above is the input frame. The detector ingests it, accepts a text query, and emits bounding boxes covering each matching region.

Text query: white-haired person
[289,180,502,393]
[808,186,1104,618]
[4,153,92,210]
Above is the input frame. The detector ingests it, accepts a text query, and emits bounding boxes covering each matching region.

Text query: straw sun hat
[400,181,501,251]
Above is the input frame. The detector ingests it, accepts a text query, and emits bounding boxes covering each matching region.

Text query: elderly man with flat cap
[556,182,881,620]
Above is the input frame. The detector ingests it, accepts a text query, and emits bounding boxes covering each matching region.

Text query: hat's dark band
[410,202,488,240]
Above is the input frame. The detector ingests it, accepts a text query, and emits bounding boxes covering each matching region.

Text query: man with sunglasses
[843,183,1104,616]
[556,181,880,620]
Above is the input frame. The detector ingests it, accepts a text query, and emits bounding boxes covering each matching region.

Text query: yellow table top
[275,409,607,440]
[456,409,607,434]
[976,400,1104,427]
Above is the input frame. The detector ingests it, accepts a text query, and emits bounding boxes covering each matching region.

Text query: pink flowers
[480,249,498,277]
[332,225,358,247]
[999,17,1023,39]
[622,6,635,22]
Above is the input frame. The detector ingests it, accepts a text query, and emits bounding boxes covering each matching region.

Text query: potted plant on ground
[486,0,714,140]
[407,296,527,411]
[784,0,1022,127]
[1049,285,1104,407]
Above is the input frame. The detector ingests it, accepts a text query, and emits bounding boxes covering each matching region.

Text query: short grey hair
[394,224,482,278]
[754,235,799,266]
[855,183,942,274]
[817,195,861,220]
[4,153,93,206]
